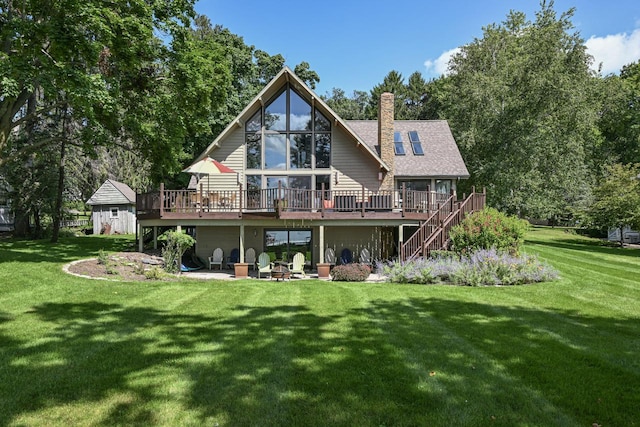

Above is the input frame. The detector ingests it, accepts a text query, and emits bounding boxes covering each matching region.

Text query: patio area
[181,268,385,282]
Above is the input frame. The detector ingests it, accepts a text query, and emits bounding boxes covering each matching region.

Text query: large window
[265,229,312,262]
[245,84,331,177]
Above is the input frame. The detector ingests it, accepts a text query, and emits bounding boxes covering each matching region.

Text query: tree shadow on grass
[0,298,638,426]
[0,236,135,264]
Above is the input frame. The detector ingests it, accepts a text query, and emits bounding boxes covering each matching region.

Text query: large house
[136,67,484,274]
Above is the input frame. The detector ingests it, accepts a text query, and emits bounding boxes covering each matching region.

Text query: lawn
[0,228,638,426]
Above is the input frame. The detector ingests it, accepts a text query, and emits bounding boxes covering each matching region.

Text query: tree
[598,61,640,165]
[587,163,640,246]
[1,1,231,240]
[442,1,600,219]
[322,88,370,120]
[367,70,407,119]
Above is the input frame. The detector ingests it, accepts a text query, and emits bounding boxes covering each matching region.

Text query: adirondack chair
[226,248,240,269]
[245,248,257,270]
[288,252,306,277]
[208,248,224,270]
[340,248,353,265]
[359,248,372,268]
[257,252,273,278]
[325,247,336,269]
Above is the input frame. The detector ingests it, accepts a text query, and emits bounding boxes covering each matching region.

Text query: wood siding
[92,205,136,234]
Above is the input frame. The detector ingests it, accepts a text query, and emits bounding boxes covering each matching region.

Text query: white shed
[86,180,136,235]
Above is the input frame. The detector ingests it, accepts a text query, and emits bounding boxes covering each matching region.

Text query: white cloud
[586,28,640,74]
[424,47,461,77]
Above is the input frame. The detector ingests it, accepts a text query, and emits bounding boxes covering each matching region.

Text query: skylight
[393,132,405,155]
[409,131,424,155]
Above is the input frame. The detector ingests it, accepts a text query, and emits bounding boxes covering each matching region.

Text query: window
[244,83,332,183]
[265,229,311,262]
[290,134,312,169]
[393,132,405,155]
[110,207,119,218]
[408,131,424,155]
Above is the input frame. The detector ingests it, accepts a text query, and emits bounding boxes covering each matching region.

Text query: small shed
[86,180,136,235]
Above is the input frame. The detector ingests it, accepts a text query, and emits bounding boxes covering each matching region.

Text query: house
[0,177,14,232]
[87,179,137,235]
[136,67,484,272]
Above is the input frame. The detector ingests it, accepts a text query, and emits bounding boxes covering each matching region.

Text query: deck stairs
[399,189,486,261]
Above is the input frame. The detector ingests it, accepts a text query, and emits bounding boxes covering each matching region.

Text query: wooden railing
[136,183,455,217]
[399,188,486,261]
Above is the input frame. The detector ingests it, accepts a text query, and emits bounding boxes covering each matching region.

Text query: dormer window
[408,131,424,155]
[393,132,405,155]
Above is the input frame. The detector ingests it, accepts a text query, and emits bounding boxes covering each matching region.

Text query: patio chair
[245,247,257,270]
[359,248,372,268]
[325,247,336,269]
[257,252,274,279]
[288,252,306,277]
[208,248,224,270]
[340,248,353,265]
[226,248,240,269]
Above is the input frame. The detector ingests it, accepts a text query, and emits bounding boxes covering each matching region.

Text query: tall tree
[598,61,640,165]
[1,1,231,240]
[367,70,408,119]
[443,1,600,219]
[322,88,370,120]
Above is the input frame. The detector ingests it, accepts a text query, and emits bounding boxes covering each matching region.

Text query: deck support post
[239,224,245,263]
[138,222,143,252]
[153,226,158,250]
[319,225,325,263]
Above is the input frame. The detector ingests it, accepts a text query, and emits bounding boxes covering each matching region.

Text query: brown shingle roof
[345,120,469,178]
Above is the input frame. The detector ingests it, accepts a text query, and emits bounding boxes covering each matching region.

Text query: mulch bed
[66,251,167,281]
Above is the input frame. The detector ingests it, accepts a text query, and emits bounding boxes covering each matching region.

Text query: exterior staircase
[399,188,486,261]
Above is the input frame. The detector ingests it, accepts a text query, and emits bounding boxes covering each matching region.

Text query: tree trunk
[619,226,625,247]
[50,104,69,243]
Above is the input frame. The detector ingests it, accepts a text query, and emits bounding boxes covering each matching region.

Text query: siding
[324,226,382,262]
[92,205,136,234]
[199,127,244,191]
[331,126,381,192]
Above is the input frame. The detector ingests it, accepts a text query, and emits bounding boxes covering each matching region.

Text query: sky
[195,0,640,96]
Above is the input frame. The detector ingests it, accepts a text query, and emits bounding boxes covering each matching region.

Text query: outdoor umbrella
[182,157,236,178]
[182,157,237,195]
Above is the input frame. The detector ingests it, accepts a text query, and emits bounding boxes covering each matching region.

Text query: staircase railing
[399,193,455,261]
[399,188,486,261]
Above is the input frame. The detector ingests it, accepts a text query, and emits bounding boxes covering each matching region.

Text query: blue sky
[195,0,640,96]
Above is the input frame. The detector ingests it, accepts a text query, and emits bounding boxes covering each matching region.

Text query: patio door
[264,229,312,262]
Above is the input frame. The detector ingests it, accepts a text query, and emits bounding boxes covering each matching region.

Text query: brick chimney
[378,92,395,191]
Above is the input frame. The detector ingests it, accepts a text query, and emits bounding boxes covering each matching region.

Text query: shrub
[381,249,558,286]
[144,266,167,280]
[162,231,196,274]
[450,207,529,255]
[331,263,371,282]
[451,248,558,286]
[97,249,109,265]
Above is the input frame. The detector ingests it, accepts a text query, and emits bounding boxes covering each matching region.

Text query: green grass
[0,228,638,426]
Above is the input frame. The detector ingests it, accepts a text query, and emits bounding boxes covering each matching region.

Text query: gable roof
[197,66,391,172]
[346,120,470,178]
[86,179,136,205]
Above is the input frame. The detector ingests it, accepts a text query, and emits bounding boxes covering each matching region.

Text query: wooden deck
[136,185,455,221]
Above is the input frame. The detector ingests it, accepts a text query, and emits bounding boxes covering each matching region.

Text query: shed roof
[346,120,470,178]
[86,179,136,205]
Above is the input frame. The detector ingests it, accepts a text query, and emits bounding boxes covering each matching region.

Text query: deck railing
[136,183,455,217]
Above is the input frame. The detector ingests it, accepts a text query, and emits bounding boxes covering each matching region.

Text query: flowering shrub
[450,208,529,255]
[331,263,371,282]
[382,249,558,286]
